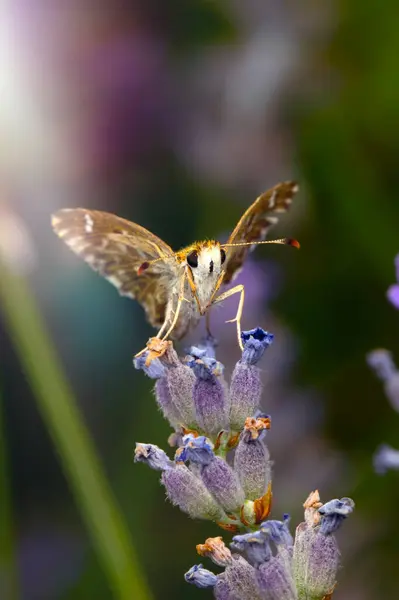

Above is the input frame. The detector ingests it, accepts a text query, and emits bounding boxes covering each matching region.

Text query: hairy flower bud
[181,434,245,514]
[293,493,354,599]
[256,555,298,600]
[187,348,229,437]
[234,416,272,500]
[229,328,273,431]
[214,556,262,600]
[162,463,225,522]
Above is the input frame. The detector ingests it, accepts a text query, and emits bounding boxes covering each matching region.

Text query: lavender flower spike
[229,328,273,431]
[187,347,229,437]
[132,337,354,599]
[184,564,217,588]
[181,434,245,514]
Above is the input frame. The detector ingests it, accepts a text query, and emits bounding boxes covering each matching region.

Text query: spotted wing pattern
[51,208,177,327]
[223,181,298,284]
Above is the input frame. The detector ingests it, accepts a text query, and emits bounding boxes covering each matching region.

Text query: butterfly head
[184,241,226,281]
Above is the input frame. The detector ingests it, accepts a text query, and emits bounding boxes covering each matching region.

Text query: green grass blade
[0,259,152,600]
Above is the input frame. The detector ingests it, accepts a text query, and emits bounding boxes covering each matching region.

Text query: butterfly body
[51,181,299,352]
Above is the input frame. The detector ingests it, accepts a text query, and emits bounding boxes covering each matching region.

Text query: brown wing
[51,208,177,327]
[223,181,298,284]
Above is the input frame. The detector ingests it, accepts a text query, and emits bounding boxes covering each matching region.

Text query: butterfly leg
[160,271,189,341]
[212,284,245,350]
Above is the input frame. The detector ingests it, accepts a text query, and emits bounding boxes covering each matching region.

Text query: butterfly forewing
[51,208,177,327]
[223,181,298,283]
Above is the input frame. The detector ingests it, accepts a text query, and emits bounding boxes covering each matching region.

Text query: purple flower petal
[387,284,399,309]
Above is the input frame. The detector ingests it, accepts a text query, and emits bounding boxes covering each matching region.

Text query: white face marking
[190,244,224,306]
[84,213,94,233]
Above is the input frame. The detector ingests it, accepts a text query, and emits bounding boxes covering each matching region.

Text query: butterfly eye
[187,250,198,268]
[220,248,226,264]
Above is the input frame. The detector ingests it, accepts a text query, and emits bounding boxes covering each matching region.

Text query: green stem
[0,385,20,600]
[0,259,152,600]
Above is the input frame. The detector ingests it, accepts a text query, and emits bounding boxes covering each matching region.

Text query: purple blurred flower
[387,254,399,309]
[374,444,399,474]
[367,258,399,473]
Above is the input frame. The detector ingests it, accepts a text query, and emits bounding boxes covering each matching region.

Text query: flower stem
[0,258,152,600]
[0,385,20,600]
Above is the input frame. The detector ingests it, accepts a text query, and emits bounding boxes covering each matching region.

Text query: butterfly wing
[51,208,177,327]
[223,181,298,284]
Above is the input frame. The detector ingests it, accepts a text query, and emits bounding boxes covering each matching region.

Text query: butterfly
[51,181,299,356]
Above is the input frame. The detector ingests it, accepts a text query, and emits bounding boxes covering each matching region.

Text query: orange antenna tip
[287,238,300,249]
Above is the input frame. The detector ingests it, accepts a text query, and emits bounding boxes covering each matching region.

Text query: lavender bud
[256,555,298,600]
[231,531,271,567]
[229,328,273,431]
[200,457,245,514]
[293,494,354,599]
[213,577,232,600]
[214,555,262,600]
[154,378,184,428]
[161,463,225,521]
[187,348,229,437]
[184,564,217,588]
[134,344,197,428]
[318,497,355,535]
[161,345,198,428]
[234,416,272,500]
[293,524,339,599]
[134,443,173,471]
[374,444,399,474]
[196,536,233,567]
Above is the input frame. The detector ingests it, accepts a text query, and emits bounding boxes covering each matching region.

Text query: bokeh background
[1,1,399,599]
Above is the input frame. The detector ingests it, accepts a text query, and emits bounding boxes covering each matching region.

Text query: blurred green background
[1,1,399,599]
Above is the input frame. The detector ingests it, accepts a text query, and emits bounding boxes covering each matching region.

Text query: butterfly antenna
[223,238,300,249]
